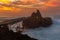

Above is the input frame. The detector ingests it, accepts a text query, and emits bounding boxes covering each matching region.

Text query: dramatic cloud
[39,0,60,17]
[0,0,60,18]
[0,0,48,8]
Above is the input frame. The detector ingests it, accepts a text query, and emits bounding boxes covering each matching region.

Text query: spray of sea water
[22,17,60,40]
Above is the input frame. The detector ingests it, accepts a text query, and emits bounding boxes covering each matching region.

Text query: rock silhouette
[0,26,37,40]
[22,10,52,28]
[40,17,52,27]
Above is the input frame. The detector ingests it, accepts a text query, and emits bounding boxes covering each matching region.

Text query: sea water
[22,18,60,40]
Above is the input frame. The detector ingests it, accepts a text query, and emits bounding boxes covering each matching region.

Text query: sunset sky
[0,0,60,18]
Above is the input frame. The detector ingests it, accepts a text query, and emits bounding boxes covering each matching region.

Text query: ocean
[22,18,60,40]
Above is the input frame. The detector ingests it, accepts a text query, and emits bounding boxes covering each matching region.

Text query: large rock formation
[22,10,52,28]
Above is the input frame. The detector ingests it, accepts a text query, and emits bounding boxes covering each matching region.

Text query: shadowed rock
[40,17,52,27]
[0,26,37,40]
[22,10,52,28]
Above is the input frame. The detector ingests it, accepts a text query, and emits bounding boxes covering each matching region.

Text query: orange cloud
[0,0,59,18]
[0,0,10,4]
[20,0,40,4]
[45,0,60,7]
[39,0,60,10]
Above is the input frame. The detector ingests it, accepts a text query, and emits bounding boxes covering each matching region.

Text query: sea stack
[22,10,52,29]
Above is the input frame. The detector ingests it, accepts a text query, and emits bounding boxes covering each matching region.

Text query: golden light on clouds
[0,0,46,8]
[0,0,9,4]
[0,0,57,9]
[0,0,59,18]
[1,7,12,10]
[0,0,58,11]
[20,0,40,4]
[0,0,11,10]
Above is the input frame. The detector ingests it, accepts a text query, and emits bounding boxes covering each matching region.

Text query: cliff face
[22,10,52,29]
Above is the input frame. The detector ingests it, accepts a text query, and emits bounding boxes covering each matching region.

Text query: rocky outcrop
[0,26,37,40]
[40,17,52,27]
[22,10,52,28]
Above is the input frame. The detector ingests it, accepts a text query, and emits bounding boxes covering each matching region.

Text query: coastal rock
[0,26,37,40]
[40,17,52,27]
[22,10,52,28]
[22,10,42,28]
